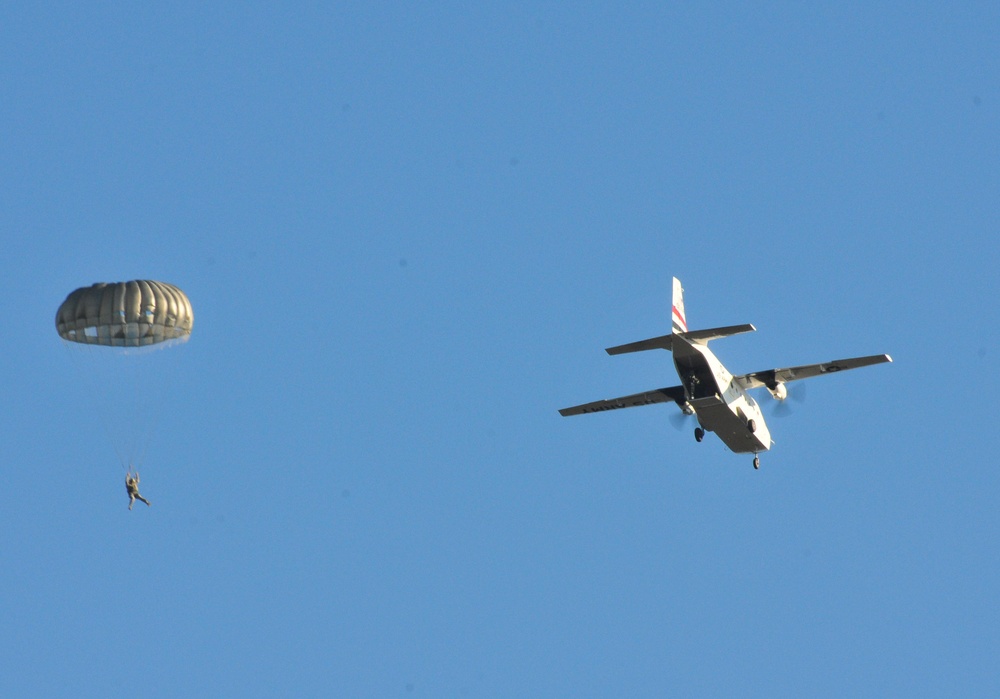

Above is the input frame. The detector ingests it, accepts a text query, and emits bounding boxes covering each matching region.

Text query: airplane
[559,277,892,469]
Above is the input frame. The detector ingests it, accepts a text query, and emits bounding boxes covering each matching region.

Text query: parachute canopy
[56,280,193,347]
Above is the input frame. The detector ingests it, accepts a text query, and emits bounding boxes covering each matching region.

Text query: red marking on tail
[672,305,687,332]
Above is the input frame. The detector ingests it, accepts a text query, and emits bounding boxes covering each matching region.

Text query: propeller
[670,410,694,431]
[767,381,806,417]
[669,402,697,430]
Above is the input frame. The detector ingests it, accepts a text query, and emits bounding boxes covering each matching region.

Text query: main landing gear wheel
[747,419,756,433]
[753,455,760,470]
[694,427,705,442]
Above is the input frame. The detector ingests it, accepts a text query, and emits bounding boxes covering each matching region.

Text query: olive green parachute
[56,280,193,347]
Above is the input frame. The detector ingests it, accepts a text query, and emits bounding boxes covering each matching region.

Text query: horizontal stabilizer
[681,323,756,344]
[606,334,673,355]
[605,324,756,355]
[735,354,893,390]
[559,386,686,416]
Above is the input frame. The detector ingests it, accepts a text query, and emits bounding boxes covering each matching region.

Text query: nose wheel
[753,454,760,470]
[694,427,705,442]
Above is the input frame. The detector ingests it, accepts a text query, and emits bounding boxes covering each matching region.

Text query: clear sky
[2,3,998,697]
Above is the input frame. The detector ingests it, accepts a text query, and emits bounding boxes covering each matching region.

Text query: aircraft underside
[673,341,771,463]
[691,393,770,455]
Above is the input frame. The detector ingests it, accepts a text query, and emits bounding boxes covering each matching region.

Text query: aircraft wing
[559,385,687,416]
[734,354,893,390]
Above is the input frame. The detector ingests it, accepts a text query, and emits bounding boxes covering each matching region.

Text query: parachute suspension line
[62,340,143,474]
[98,416,130,473]
[131,370,163,470]
[62,338,131,472]
[132,395,166,474]
[104,439,126,472]
[56,280,194,476]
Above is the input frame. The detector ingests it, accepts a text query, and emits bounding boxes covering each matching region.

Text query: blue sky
[2,3,998,697]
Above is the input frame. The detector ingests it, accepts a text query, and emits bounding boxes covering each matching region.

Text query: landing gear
[747,418,756,433]
[694,427,705,442]
[753,454,760,470]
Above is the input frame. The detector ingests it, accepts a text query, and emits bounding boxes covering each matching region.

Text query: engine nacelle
[768,382,788,401]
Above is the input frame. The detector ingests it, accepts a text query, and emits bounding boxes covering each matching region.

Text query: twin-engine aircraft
[559,278,891,468]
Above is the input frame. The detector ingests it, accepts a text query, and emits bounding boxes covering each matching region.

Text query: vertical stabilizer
[671,277,687,334]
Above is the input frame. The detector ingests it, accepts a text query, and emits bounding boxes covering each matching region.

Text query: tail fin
[671,277,687,334]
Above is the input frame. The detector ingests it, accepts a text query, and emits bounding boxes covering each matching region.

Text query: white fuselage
[672,334,771,454]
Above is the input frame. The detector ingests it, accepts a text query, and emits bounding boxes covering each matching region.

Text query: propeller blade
[768,382,806,417]
[669,410,693,431]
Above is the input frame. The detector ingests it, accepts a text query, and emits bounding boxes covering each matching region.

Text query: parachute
[56,280,193,347]
[56,280,194,473]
